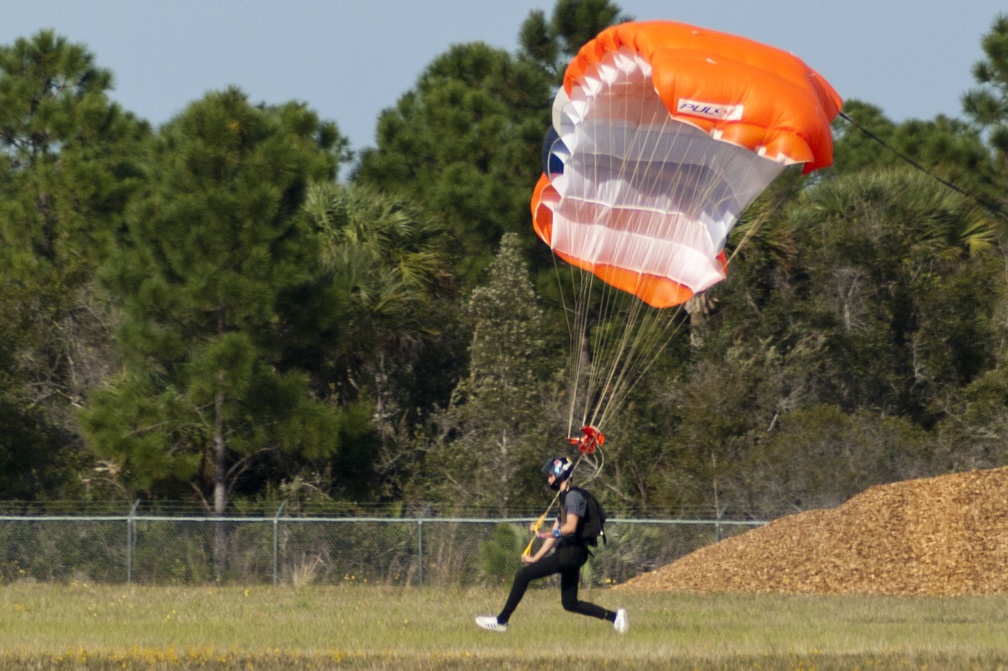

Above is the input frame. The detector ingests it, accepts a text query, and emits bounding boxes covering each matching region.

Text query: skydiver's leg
[557,545,617,622]
[559,566,616,621]
[497,553,562,624]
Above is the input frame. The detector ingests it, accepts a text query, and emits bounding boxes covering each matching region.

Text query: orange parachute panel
[563,21,841,171]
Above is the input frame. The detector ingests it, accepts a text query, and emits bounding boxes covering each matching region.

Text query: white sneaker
[613,608,628,634]
[475,615,508,633]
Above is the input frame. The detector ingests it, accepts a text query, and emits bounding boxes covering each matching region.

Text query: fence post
[273,501,286,587]
[417,516,424,588]
[127,499,140,584]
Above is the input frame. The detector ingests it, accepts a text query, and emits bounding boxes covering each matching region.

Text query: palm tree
[301,182,457,492]
[787,168,998,420]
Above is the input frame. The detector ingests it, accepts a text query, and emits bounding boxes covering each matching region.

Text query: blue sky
[3,1,1004,155]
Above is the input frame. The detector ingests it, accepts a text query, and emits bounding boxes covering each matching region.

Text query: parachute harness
[522,426,605,557]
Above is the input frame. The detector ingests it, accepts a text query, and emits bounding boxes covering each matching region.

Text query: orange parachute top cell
[563,20,842,172]
[532,21,842,308]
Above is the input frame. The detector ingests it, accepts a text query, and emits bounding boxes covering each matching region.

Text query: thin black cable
[838,111,1008,222]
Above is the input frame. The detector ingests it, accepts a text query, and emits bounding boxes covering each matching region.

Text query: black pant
[497,543,615,624]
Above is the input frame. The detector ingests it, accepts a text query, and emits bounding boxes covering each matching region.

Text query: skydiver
[474,456,628,633]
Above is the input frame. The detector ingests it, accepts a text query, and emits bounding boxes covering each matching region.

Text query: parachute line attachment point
[568,425,604,455]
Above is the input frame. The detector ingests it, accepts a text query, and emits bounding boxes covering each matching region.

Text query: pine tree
[428,233,556,511]
[0,31,147,450]
[80,89,348,520]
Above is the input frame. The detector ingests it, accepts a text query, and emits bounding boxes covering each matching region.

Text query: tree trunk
[212,382,227,580]
[685,293,716,349]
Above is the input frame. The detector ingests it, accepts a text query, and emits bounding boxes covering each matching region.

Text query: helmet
[542,456,573,489]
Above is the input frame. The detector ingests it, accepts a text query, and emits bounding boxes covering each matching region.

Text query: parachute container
[532,21,842,308]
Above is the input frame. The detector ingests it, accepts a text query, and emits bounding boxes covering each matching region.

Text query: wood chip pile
[619,466,1008,595]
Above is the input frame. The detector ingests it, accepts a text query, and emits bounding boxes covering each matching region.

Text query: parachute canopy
[532,21,842,308]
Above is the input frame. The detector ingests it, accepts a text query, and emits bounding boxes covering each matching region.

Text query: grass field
[2,581,1007,670]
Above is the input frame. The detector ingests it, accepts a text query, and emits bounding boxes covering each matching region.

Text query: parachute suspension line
[586,110,680,427]
[586,112,781,428]
[571,283,590,434]
[571,69,654,430]
[598,70,681,410]
[567,70,615,432]
[562,254,605,439]
[553,251,584,440]
[838,111,1008,223]
[578,441,605,486]
[573,89,696,431]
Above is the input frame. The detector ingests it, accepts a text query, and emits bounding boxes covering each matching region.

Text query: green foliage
[478,523,523,584]
[714,169,999,424]
[356,2,636,288]
[0,31,147,480]
[298,181,460,500]
[464,233,551,396]
[79,88,347,508]
[644,167,1005,515]
[7,9,1008,516]
[549,0,629,60]
[300,182,455,399]
[740,405,929,513]
[933,364,1008,472]
[517,11,558,72]
[425,233,559,510]
[0,30,147,280]
[832,100,998,210]
[0,400,79,499]
[830,100,899,174]
[585,522,668,586]
[792,170,997,420]
[78,371,201,496]
[355,41,553,285]
[963,13,1008,182]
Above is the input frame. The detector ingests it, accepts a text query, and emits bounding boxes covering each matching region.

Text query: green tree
[832,100,996,202]
[646,168,1000,514]
[0,31,147,448]
[0,329,79,498]
[711,169,999,426]
[738,404,929,516]
[829,100,899,174]
[932,13,1008,476]
[933,365,1008,472]
[518,0,629,74]
[80,89,348,515]
[425,233,557,511]
[299,181,462,498]
[355,42,552,285]
[963,13,1008,186]
[356,1,633,289]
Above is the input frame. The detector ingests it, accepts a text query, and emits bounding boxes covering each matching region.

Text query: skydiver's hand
[520,552,535,564]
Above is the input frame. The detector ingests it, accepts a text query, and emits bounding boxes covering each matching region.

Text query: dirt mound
[619,466,1008,595]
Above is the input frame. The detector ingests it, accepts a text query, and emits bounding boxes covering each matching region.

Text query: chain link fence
[0,507,766,587]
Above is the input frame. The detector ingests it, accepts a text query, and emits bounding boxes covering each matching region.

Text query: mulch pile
[618,466,1008,595]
